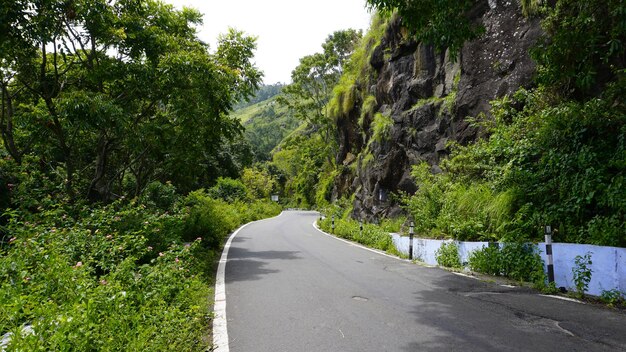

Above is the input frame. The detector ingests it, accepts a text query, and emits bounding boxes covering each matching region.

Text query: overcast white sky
[163,0,372,84]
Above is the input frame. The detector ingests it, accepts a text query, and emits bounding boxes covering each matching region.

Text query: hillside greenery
[231,95,300,161]
[270,2,624,247]
[0,0,282,349]
[398,0,625,246]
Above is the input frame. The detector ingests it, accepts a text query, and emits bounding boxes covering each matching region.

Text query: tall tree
[0,0,262,201]
[277,29,361,165]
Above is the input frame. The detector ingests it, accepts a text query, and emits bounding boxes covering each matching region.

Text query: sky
[163,0,372,84]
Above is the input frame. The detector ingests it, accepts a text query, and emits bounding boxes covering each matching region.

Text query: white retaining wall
[390,233,626,296]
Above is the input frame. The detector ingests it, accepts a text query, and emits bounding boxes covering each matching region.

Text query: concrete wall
[539,242,626,296]
[391,234,626,296]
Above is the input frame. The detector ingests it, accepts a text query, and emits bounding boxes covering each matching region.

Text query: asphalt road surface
[222,211,626,351]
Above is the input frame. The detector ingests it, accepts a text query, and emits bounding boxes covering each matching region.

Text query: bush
[468,245,502,276]
[0,205,211,351]
[435,241,462,269]
[208,177,248,202]
[468,242,544,283]
[318,216,395,253]
[140,181,179,210]
[0,190,281,350]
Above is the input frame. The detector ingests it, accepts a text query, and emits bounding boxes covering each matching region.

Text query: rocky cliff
[333,0,542,220]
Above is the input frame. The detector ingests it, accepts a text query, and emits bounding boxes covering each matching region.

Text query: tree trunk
[87,132,113,202]
[0,83,22,164]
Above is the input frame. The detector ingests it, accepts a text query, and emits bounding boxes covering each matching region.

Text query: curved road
[219,211,626,351]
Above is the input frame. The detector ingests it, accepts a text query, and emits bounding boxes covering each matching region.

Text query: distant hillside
[234,83,284,111]
[232,96,300,161]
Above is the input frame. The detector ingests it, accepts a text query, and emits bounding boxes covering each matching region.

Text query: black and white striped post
[409,221,415,260]
[545,225,555,283]
[359,219,363,236]
[331,215,335,234]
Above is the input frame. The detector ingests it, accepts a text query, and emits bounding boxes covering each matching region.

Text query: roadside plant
[435,241,462,269]
[468,245,502,276]
[600,289,624,308]
[572,252,593,298]
[468,242,544,284]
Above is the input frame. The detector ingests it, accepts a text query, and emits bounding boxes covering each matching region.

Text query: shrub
[0,190,281,350]
[468,242,544,283]
[208,177,248,202]
[241,167,277,200]
[435,242,462,269]
[468,245,502,276]
[318,216,395,253]
[140,181,179,211]
[371,112,393,142]
[600,289,624,308]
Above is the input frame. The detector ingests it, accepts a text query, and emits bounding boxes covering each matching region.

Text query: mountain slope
[231,96,300,161]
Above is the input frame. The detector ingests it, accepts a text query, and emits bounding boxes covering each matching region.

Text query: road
[220,211,626,351]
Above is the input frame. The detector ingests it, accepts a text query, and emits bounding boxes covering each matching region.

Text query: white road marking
[213,212,285,352]
[539,294,585,304]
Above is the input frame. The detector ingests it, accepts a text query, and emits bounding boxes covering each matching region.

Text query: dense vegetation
[267,29,363,208]
[231,94,300,162]
[275,1,623,247]
[0,0,261,200]
[397,0,625,246]
[0,0,282,349]
[0,188,280,350]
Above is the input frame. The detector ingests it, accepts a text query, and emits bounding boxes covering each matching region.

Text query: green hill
[232,96,300,161]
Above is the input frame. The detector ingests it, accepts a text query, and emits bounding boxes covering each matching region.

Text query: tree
[0,0,262,201]
[279,29,361,128]
[277,29,361,167]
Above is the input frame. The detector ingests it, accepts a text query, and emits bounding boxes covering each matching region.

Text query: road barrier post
[545,225,555,283]
[409,221,414,260]
[359,219,363,237]
[331,215,335,234]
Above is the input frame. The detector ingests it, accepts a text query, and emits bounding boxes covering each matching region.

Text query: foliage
[0,186,280,350]
[140,181,179,211]
[499,243,544,283]
[267,29,363,208]
[402,163,512,241]
[278,29,362,140]
[468,243,545,283]
[600,289,625,308]
[403,77,625,246]
[532,0,625,97]
[318,216,398,254]
[241,166,277,200]
[233,96,300,161]
[328,14,387,123]
[379,216,406,233]
[572,252,593,298]
[0,0,262,201]
[468,245,502,276]
[234,83,285,110]
[315,169,339,209]
[435,241,462,269]
[365,0,483,58]
[271,128,332,208]
[371,112,393,142]
[208,177,248,203]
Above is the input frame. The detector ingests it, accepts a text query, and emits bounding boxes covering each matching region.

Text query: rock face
[334,0,542,220]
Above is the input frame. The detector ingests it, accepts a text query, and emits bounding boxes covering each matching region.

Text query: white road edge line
[311,220,404,261]
[213,211,285,352]
[539,294,585,304]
